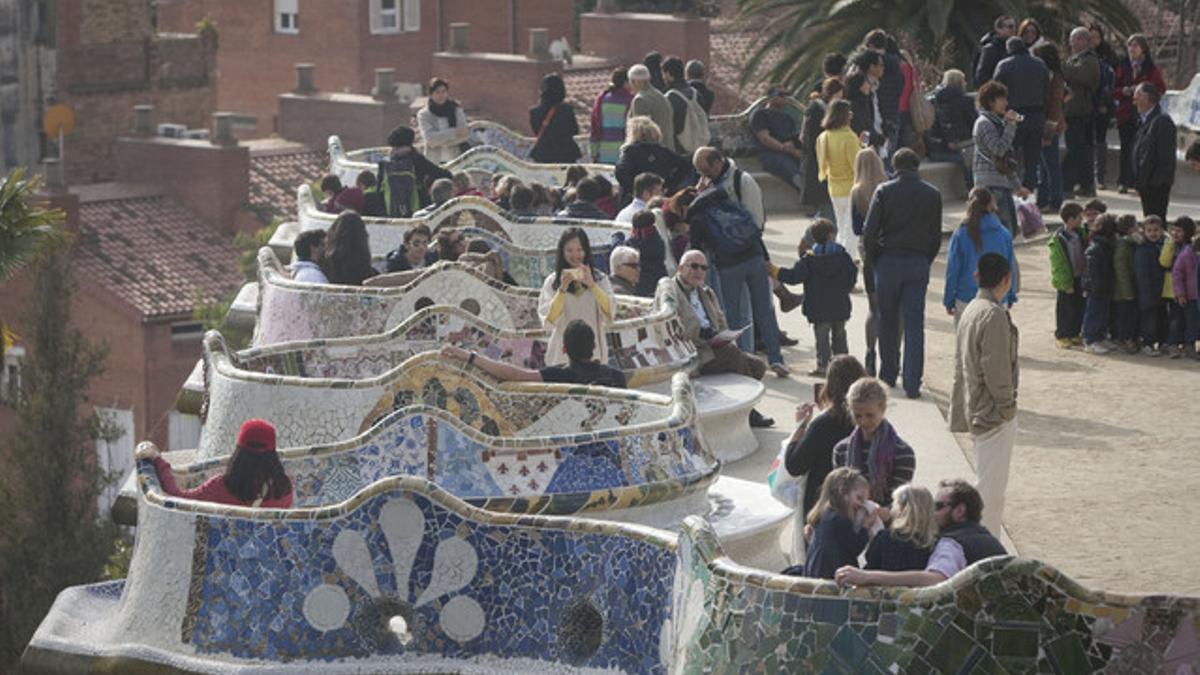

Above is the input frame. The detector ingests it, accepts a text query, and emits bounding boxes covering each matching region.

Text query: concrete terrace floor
[725,185,1200,596]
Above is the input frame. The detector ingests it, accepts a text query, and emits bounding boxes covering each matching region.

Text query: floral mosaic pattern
[253,249,657,345]
[331,136,615,189]
[294,187,626,254]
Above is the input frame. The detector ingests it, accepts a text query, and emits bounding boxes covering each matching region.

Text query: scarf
[845,418,900,503]
[428,98,459,127]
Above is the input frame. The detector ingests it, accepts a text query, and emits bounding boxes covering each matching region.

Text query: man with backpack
[685,175,790,377]
[376,125,452,218]
[663,56,712,157]
[749,85,804,193]
[1062,27,1101,199]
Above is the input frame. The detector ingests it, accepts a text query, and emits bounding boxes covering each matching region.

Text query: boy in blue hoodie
[1133,215,1167,355]
[771,219,858,376]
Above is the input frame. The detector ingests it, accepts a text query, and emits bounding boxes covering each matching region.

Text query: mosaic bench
[280,187,627,261]
[33,481,1200,674]
[709,95,805,159]
[644,373,764,464]
[330,135,616,190]
[250,251,656,345]
[461,119,593,164]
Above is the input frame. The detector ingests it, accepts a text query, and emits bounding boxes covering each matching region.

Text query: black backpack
[377,155,420,218]
[687,187,762,258]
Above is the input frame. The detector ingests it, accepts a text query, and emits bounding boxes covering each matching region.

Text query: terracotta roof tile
[75,195,245,318]
[248,148,326,221]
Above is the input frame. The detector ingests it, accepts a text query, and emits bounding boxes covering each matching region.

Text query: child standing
[798,467,877,580]
[1112,214,1139,353]
[1171,230,1200,359]
[1162,217,1197,358]
[1083,198,1107,233]
[1083,214,1117,354]
[772,219,858,376]
[1048,203,1087,348]
[1134,216,1167,355]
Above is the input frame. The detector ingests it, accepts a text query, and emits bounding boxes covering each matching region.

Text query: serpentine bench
[330,136,617,190]
[34,480,1200,673]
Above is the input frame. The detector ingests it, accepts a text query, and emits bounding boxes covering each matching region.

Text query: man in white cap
[629,64,677,154]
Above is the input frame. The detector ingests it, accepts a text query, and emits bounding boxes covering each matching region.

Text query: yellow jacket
[816,126,859,197]
[1161,238,1176,299]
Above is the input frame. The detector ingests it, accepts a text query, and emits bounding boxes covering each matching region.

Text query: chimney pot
[372,68,397,100]
[295,63,317,95]
[529,28,549,60]
[41,158,66,192]
[211,112,238,146]
[133,104,155,136]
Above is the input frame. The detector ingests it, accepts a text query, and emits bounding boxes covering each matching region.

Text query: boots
[865,349,877,377]
[774,283,803,313]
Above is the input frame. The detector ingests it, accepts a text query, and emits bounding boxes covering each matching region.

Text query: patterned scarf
[845,418,899,503]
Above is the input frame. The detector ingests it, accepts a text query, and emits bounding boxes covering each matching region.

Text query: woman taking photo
[320,211,376,286]
[538,228,614,367]
[529,73,582,164]
[136,419,293,508]
[417,77,470,164]
[972,81,1023,236]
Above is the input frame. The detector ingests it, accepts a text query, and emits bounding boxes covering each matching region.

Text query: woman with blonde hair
[849,148,887,374]
[816,98,860,254]
[832,377,916,509]
[614,115,691,203]
[864,484,937,571]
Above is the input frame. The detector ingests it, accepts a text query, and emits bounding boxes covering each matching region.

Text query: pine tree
[0,250,116,668]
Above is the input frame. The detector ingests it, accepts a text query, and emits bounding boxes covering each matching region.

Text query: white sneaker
[1085,343,1110,354]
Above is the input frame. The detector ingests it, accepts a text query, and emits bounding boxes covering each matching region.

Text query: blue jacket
[943,213,1017,309]
[1085,236,1115,299]
[1134,237,1165,309]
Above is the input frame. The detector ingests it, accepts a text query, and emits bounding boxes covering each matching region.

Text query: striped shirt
[832,432,916,506]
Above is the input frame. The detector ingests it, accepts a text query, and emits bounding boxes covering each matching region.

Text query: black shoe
[865,350,876,377]
[749,409,775,428]
[905,389,921,399]
[779,332,800,347]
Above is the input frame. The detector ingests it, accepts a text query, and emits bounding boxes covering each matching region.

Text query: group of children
[1050,198,1200,358]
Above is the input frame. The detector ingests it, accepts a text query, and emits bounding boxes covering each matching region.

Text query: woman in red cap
[135,419,293,508]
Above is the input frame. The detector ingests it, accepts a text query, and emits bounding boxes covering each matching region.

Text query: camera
[1013,113,1025,123]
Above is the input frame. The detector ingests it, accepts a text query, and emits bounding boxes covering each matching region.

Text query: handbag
[767,437,806,509]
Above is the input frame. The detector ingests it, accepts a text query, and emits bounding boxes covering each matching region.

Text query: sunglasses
[623,262,641,268]
[687,263,709,271]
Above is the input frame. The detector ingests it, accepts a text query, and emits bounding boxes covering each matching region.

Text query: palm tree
[0,168,65,283]
[735,0,1141,90]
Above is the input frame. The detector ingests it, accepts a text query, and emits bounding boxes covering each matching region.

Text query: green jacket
[1113,235,1136,301]
[1048,229,1078,292]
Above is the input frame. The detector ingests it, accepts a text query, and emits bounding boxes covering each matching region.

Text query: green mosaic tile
[1045,633,1090,674]
[831,625,870,667]
[812,597,850,625]
[991,626,1040,659]
[927,625,979,673]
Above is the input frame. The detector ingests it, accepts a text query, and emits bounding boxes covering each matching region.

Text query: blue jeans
[1038,134,1063,210]
[717,255,783,364]
[758,149,804,192]
[1083,294,1111,344]
[989,186,1018,237]
[874,252,930,394]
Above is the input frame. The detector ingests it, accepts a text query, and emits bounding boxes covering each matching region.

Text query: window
[1,346,24,404]
[371,0,416,34]
[275,0,299,34]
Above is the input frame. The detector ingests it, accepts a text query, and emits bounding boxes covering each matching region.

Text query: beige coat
[655,275,727,368]
[538,271,614,366]
[950,290,1019,435]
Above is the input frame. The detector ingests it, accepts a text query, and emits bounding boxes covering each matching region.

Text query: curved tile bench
[252,251,654,345]
[31,487,1200,673]
[643,373,764,464]
[330,135,616,189]
[465,119,593,164]
[289,186,626,256]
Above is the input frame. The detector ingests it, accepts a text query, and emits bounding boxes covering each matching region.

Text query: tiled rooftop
[75,193,245,318]
[248,146,326,222]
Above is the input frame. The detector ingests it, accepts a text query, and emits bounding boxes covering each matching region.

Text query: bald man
[655,250,774,427]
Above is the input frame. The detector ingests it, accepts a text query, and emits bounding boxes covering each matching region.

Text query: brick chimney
[39,158,80,235]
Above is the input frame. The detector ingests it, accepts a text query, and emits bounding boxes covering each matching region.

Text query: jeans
[874,252,930,394]
[1013,110,1045,190]
[927,148,973,191]
[1114,300,1138,342]
[1055,282,1085,339]
[1167,301,1186,346]
[1083,293,1111,344]
[1140,305,1166,348]
[1181,300,1200,344]
[1062,116,1094,194]
[717,255,783,364]
[758,149,804,192]
[813,321,848,368]
[1037,134,1063,210]
[988,186,1018,237]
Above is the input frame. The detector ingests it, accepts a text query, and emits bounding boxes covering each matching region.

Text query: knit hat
[387,125,416,148]
[236,419,277,454]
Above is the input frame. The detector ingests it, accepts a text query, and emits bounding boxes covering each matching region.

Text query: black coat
[1133,238,1165,309]
[688,80,715,113]
[800,99,830,206]
[1133,107,1177,189]
[1085,237,1115,298]
[849,86,886,148]
[974,32,1007,88]
[614,141,692,202]
[865,529,933,572]
[529,103,581,164]
[861,170,943,267]
[993,43,1049,111]
[928,85,978,152]
[776,246,858,323]
[877,51,905,126]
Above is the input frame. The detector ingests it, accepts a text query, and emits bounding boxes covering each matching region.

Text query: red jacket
[151,457,293,508]
[1114,60,1166,127]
